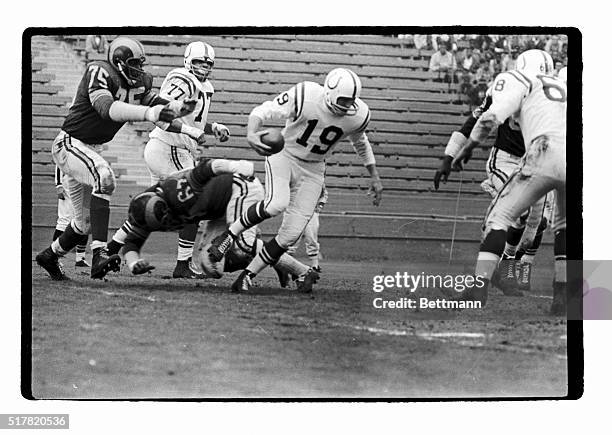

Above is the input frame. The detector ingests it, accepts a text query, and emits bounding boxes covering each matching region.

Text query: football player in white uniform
[452,49,567,314]
[140,41,230,278]
[206,68,383,292]
[285,184,328,273]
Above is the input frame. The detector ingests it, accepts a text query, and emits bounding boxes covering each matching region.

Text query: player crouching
[100,158,313,290]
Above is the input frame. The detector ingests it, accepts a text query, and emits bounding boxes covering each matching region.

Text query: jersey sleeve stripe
[168,72,196,97]
[295,82,306,120]
[357,109,371,132]
[508,71,532,92]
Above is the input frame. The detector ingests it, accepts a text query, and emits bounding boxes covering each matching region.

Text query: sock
[177,224,198,262]
[275,253,310,278]
[51,223,82,257]
[246,237,287,276]
[554,229,566,284]
[106,239,122,256]
[75,234,88,259]
[518,218,545,264]
[52,229,64,241]
[90,195,110,250]
[476,229,506,280]
[229,202,270,236]
[309,254,319,268]
[502,225,524,259]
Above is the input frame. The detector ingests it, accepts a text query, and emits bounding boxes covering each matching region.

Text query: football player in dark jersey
[36,36,199,281]
[101,158,316,292]
[433,90,550,295]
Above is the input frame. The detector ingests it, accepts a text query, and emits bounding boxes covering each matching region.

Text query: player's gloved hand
[130,259,155,275]
[56,185,66,201]
[368,177,383,206]
[152,99,198,122]
[212,122,230,142]
[247,130,273,156]
[434,155,454,190]
[452,146,473,171]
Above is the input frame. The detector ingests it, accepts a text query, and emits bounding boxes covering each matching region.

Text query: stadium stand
[31,34,503,252]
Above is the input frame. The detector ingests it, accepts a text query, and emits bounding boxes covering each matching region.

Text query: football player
[207,68,383,292]
[36,36,196,280]
[286,184,328,273]
[452,50,567,314]
[141,41,230,278]
[53,165,89,267]
[434,86,551,294]
[103,159,313,289]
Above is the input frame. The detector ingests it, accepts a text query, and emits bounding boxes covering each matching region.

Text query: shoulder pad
[201,79,214,94]
[302,81,324,100]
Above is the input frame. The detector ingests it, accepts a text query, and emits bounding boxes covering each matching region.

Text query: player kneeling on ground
[103,159,314,291]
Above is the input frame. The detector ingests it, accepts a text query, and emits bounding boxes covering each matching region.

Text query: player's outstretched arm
[366,164,383,207]
[452,112,500,171]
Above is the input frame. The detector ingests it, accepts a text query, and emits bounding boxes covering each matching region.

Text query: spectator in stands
[84,35,108,62]
[501,50,518,72]
[545,35,564,60]
[429,42,457,83]
[413,34,430,51]
[458,47,478,73]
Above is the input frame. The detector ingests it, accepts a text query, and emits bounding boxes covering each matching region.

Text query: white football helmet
[557,66,567,83]
[515,49,554,76]
[323,68,362,116]
[184,41,215,81]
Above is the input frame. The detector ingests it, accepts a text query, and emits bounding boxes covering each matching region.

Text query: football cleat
[296,268,320,293]
[517,262,532,292]
[131,259,156,275]
[90,248,121,279]
[231,270,253,293]
[75,259,90,268]
[207,230,235,263]
[495,259,523,296]
[550,281,567,316]
[36,247,68,280]
[172,259,203,279]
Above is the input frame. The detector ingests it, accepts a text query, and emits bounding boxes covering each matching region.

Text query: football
[260,129,285,154]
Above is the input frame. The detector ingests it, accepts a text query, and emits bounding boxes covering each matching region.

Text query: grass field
[29,230,567,399]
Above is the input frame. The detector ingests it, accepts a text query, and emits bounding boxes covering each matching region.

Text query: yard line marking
[93,289,157,302]
[320,318,566,360]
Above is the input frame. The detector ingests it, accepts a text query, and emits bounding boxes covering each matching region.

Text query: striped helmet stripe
[346,69,358,99]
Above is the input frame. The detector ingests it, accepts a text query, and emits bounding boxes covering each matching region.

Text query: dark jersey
[159,170,234,225]
[123,161,235,253]
[62,60,164,144]
[458,94,525,157]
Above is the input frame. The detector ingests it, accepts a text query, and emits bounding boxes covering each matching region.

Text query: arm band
[444,131,468,158]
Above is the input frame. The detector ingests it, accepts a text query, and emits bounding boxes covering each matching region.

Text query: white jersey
[149,67,214,150]
[487,70,566,149]
[251,81,375,165]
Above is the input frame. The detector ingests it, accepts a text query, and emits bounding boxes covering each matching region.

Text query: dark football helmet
[108,36,148,87]
[128,191,176,231]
